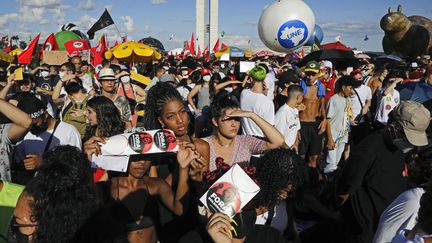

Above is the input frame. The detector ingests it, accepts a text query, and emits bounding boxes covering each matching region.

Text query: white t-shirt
[275,104,300,147]
[177,86,191,101]
[349,84,372,119]
[264,71,277,100]
[240,89,275,137]
[14,121,82,164]
[375,90,400,125]
[374,187,425,243]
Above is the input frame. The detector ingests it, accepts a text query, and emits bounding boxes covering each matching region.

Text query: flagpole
[113,23,122,42]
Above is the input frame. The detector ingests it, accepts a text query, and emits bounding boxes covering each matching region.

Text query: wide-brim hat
[98,68,117,80]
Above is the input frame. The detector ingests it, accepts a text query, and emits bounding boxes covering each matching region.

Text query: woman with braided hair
[142,82,209,242]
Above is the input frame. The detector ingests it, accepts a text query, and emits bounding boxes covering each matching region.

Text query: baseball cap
[320,60,333,70]
[17,95,47,119]
[201,68,211,76]
[304,61,320,73]
[392,101,431,146]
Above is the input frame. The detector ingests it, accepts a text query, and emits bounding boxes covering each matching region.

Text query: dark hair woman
[96,142,199,243]
[83,96,125,182]
[142,82,209,242]
[10,145,96,243]
[204,94,285,172]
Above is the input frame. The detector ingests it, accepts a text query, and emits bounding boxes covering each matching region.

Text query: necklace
[214,136,234,148]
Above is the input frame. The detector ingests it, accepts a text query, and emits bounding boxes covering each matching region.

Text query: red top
[322,76,337,104]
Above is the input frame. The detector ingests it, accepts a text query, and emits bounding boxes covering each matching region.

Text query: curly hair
[255,148,308,209]
[417,184,432,233]
[24,145,96,243]
[83,96,125,142]
[142,82,185,130]
[408,147,432,186]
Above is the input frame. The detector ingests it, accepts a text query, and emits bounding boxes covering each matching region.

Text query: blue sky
[0,0,430,52]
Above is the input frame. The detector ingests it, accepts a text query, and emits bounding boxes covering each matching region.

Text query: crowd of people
[0,46,431,243]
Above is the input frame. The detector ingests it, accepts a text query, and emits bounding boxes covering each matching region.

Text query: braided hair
[143,82,185,130]
[255,148,308,209]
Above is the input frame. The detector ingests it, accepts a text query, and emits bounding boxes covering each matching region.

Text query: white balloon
[258,0,316,52]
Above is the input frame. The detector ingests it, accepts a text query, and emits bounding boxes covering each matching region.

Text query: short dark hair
[287,85,304,99]
[61,62,76,73]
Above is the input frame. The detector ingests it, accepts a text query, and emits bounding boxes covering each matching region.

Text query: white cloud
[151,0,167,5]
[16,0,61,8]
[120,16,135,33]
[79,0,95,11]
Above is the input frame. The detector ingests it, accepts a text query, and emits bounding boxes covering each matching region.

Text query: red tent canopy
[322,41,352,51]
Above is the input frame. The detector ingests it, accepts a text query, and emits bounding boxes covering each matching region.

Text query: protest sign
[42,51,69,65]
[200,164,260,217]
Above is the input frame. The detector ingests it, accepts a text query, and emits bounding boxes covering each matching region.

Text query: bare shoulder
[192,137,210,151]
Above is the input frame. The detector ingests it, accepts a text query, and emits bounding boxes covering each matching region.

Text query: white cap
[320,60,333,70]
[410,62,419,68]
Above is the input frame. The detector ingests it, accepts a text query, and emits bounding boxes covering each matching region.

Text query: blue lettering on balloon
[277,20,309,49]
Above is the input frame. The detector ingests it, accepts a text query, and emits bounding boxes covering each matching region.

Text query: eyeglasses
[8,216,37,240]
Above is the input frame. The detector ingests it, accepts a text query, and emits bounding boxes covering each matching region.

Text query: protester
[298,61,327,169]
[374,147,432,243]
[337,101,431,243]
[324,76,355,174]
[13,95,81,184]
[188,68,212,137]
[98,67,132,128]
[145,66,166,92]
[374,75,403,129]
[275,85,304,152]
[274,70,301,112]
[10,146,97,243]
[205,95,284,171]
[31,64,59,96]
[240,66,275,137]
[319,60,337,104]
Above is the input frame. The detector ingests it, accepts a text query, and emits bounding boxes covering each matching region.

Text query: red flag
[185,40,189,53]
[197,45,202,58]
[39,33,58,58]
[113,40,119,48]
[301,47,305,58]
[212,38,220,53]
[221,42,228,50]
[18,33,40,64]
[64,39,90,57]
[91,35,107,66]
[4,39,12,53]
[189,33,195,56]
[203,45,209,55]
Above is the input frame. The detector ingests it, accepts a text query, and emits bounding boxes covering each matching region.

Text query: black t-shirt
[36,76,60,91]
[336,130,408,241]
[244,225,287,243]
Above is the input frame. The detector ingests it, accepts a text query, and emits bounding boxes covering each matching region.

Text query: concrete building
[196,0,218,51]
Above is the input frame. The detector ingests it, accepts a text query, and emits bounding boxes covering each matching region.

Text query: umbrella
[376,54,404,63]
[397,82,432,103]
[254,50,275,58]
[355,53,371,59]
[9,48,23,56]
[104,42,161,63]
[298,49,358,67]
[138,37,165,52]
[0,50,13,63]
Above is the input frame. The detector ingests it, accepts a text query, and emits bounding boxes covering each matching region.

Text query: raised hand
[83,136,106,161]
[176,141,200,169]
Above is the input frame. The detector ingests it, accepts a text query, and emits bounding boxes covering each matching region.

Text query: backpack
[62,96,89,137]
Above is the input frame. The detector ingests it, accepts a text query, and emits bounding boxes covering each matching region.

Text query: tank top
[197,86,210,110]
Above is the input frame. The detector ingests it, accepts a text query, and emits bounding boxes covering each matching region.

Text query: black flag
[87,9,114,40]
